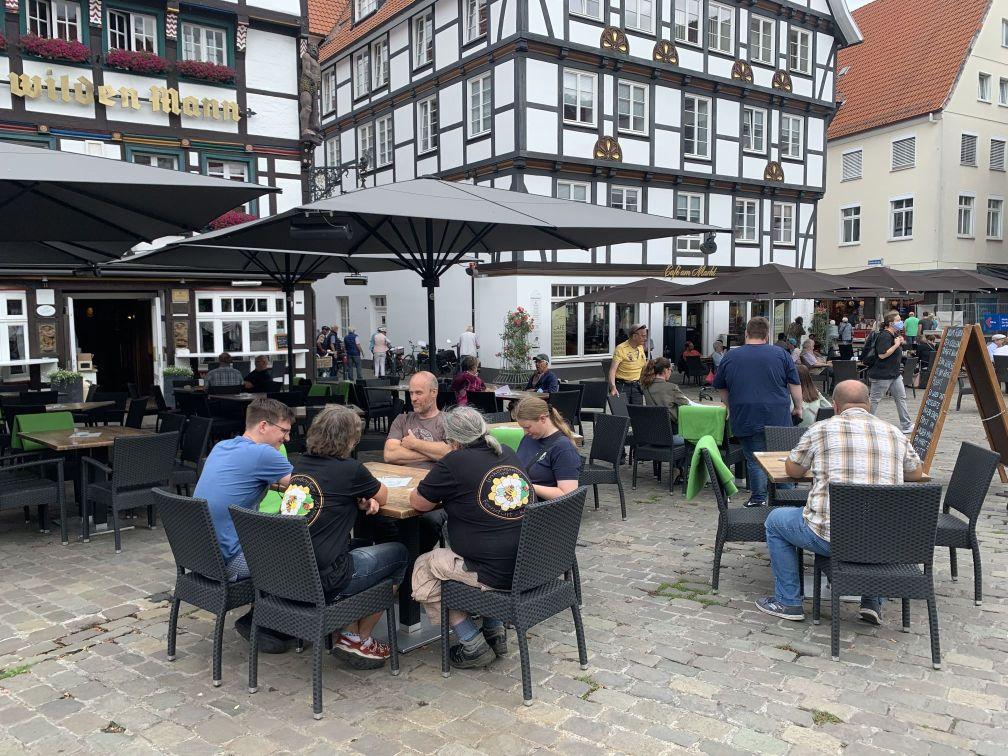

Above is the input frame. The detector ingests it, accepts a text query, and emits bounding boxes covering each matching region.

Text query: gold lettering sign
[7,72,241,122]
[663,264,719,278]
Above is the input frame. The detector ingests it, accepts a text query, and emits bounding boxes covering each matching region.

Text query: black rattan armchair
[578,413,629,518]
[577,380,609,433]
[626,405,686,494]
[681,355,707,385]
[155,489,254,687]
[170,416,212,495]
[763,425,809,507]
[935,442,1001,605]
[0,455,64,540]
[229,507,400,719]
[812,482,943,668]
[440,487,589,706]
[482,411,513,424]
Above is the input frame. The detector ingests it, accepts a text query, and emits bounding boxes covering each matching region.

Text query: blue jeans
[227,550,249,582]
[765,506,883,608]
[337,542,409,599]
[737,433,768,501]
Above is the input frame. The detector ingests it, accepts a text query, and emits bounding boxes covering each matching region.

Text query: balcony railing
[309,153,372,201]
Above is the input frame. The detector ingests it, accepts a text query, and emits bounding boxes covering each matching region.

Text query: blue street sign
[981,313,1008,333]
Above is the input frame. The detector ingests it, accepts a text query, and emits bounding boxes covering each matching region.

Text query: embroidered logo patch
[478,465,532,520]
[285,474,322,525]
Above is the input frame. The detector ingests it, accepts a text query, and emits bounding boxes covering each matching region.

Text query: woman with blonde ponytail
[513,397,582,500]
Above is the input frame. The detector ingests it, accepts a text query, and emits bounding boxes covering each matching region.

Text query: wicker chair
[229,507,400,719]
[482,411,513,424]
[157,412,187,446]
[578,413,629,518]
[81,432,179,551]
[815,407,835,422]
[829,360,860,392]
[467,391,500,415]
[440,488,589,705]
[169,416,212,495]
[681,355,707,385]
[763,425,809,507]
[0,455,64,540]
[577,380,609,432]
[626,405,686,493]
[956,375,972,411]
[934,442,1001,605]
[124,397,149,429]
[547,389,581,429]
[154,489,254,687]
[363,388,401,433]
[812,482,943,668]
[902,357,919,398]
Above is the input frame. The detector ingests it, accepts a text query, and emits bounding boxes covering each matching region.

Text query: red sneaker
[330,634,383,670]
[358,637,390,660]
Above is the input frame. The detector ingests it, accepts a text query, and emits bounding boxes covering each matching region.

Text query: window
[841,149,863,181]
[674,0,701,46]
[357,122,375,165]
[27,0,81,41]
[413,10,433,67]
[371,38,389,88]
[1004,18,1008,46]
[206,158,248,182]
[734,198,757,242]
[840,205,861,245]
[196,293,286,356]
[625,0,653,33]
[336,297,351,335]
[132,152,178,170]
[108,8,156,53]
[780,114,803,159]
[352,49,369,99]
[749,16,774,65]
[610,186,640,211]
[563,69,596,126]
[890,197,913,239]
[464,0,488,42]
[375,115,393,166]
[1000,77,1008,106]
[557,181,589,202]
[707,3,733,54]
[992,138,1006,171]
[788,28,811,74]
[772,202,795,245]
[617,81,647,134]
[417,96,438,153]
[683,95,710,159]
[180,22,226,65]
[979,73,992,102]
[355,0,377,21]
[468,73,492,136]
[569,0,601,20]
[961,133,978,166]
[551,285,631,359]
[675,192,704,253]
[324,135,340,167]
[988,198,1004,239]
[957,194,975,237]
[321,69,335,114]
[891,136,915,170]
[0,292,29,378]
[742,106,766,153]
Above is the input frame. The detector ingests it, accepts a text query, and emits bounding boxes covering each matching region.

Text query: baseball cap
[993,334,1006,340]
[533,353,550,363]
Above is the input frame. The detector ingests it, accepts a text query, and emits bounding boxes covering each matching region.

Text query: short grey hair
[441,406,502,455]
[802,339,815,350]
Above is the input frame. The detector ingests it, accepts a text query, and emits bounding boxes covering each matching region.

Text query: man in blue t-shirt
[713,316,802,507]
[193,397,294,581]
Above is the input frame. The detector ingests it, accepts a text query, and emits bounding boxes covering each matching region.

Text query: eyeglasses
[266,421,292,437]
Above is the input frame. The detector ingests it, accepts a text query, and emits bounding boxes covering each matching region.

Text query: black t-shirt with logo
[869,329,903,380]
[417,440,533,589]
[290,455,381,599]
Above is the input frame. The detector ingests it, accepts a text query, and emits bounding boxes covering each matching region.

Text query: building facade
[0,0,316,388]
[309,0,860,367]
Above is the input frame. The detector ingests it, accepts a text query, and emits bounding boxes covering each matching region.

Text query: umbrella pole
[426,279,437,374]
[285,284,296,387]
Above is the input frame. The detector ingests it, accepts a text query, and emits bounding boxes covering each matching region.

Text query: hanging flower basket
[106,48,169,74]
[19,34,91,63]
[209,210,257,230]
[175,60,236,84]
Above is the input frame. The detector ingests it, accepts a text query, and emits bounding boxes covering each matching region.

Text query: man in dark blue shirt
[713,316,802,507]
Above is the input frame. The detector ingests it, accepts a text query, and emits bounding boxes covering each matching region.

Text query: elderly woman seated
[409,406,534,669]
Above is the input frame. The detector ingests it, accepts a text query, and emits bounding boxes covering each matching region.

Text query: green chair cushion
[14,411,73,452]
[308,384,330,397]
[258,443,289,513]
[489,427,524,452]
[678,404,727,445]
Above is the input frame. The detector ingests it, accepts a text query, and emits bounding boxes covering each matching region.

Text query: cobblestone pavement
[0,389,1006,754]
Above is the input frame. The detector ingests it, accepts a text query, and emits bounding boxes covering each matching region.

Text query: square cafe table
[753,451,931,483]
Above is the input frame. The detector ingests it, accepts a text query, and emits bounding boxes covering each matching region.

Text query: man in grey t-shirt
[384,371,450,470]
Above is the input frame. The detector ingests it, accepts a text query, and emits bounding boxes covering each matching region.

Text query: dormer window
[355,0,377,22]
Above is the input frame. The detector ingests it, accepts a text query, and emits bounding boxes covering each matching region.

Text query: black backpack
[861,331,881,368]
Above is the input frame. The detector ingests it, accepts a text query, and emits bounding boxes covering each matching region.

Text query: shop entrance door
[69,296,155,392]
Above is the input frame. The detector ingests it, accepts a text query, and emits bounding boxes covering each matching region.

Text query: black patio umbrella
[0,240,128,269]
[0,141,275,242]
[133,179,720,371]
[899,268,1008,293]
[562,277,688,304]
[674,263,892,300]
[845,266,921,293]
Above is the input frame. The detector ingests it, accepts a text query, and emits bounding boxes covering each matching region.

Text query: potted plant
[162,365,194,408]
[175,59,236,84]
[48,368,84,403]
[18,34,91,64]
[495,307,536,386]
[105,48,169,74]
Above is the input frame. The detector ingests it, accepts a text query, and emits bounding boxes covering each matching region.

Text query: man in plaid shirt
[205,352,244,388]
[755,380,923,624]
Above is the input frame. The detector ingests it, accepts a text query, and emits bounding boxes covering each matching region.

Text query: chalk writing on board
[912,327,964,461]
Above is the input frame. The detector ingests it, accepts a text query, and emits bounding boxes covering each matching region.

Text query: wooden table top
[753,451,931,483]
[364,461,431,520]
[18,426,155,451]
[486,421,584,447]
[45,401,114,412]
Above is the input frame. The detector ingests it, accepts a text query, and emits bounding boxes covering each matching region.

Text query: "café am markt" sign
[663,264,718,278]
[8,71,241,122]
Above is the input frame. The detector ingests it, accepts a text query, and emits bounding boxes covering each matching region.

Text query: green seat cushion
[489,427,524,452]
[258,443,289,513]
[308,384,330,397]
[14,411,73,451]
[678,404,727,445]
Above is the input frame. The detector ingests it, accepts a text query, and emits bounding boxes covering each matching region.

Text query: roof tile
[308,0,350,37]
[318,0,414,61]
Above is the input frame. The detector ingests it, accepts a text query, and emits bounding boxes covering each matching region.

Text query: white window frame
[707,2,734,54]
[29,0,82,42]
[788,27,811,74]
[889,195,914,241]
[468,73,492,136]
[556,180,589,202]
[625,0,654,34]
[841,148,863,181]
[961,132,978,166]
[979,72,992,103]
[131,152,178,170]
[957,193,976,238]
[683,94,711,159]
[780,114,803,160]
[324,135,340,167]
[370,38,389,89]
[357,122,375,166]
[609,185,640,212]
[321,68,336,114]
[734,198,758,243]
[107,8,157,53]
[742,105,766,154]
[0,292,30,378]
[180,21,226,65]
[375,115,393,167]
[412,10,433,68]
[1004,18,1008,47]
[463,0,488,43]
[991,137,1006,171]
[563,69,596,127]
[417,95,438,154]
[1000,77,1008,106]
[568,0,602,21]
[840,204,861,246]
[987,197,1004,240]
[550,285,637,360]
[352,49,369,100]
[617,80,648,135]
[206,158,251,211]
[675,192,705,253]
[354,0,377,22]
[891,135,916,170]
[674,0,702,47]
[772,201,796,246]
[749,15,774,65]
[195,291,286,356]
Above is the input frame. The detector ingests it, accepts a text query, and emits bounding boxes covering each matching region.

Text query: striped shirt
[205,366,244,387]
[787,407,922,541]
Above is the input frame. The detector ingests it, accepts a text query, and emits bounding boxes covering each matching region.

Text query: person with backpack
[865,311,912,434]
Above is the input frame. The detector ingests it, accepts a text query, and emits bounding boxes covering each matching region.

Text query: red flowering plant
[175,59,236,84]
[499,306,535,371]
[208,210,257,230]
[19,34,91,63]
[106,48,169,74]
[0,33,7,51]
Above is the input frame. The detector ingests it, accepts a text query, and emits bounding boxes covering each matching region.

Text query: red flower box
[106,48,169,75]
[176,59,236,84]
[19,34,91,63]
[209,210,257,230]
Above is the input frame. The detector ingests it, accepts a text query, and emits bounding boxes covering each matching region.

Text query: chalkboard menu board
[911,326,965,462]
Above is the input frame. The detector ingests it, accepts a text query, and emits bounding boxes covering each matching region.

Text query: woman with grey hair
[410,406,532,669]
